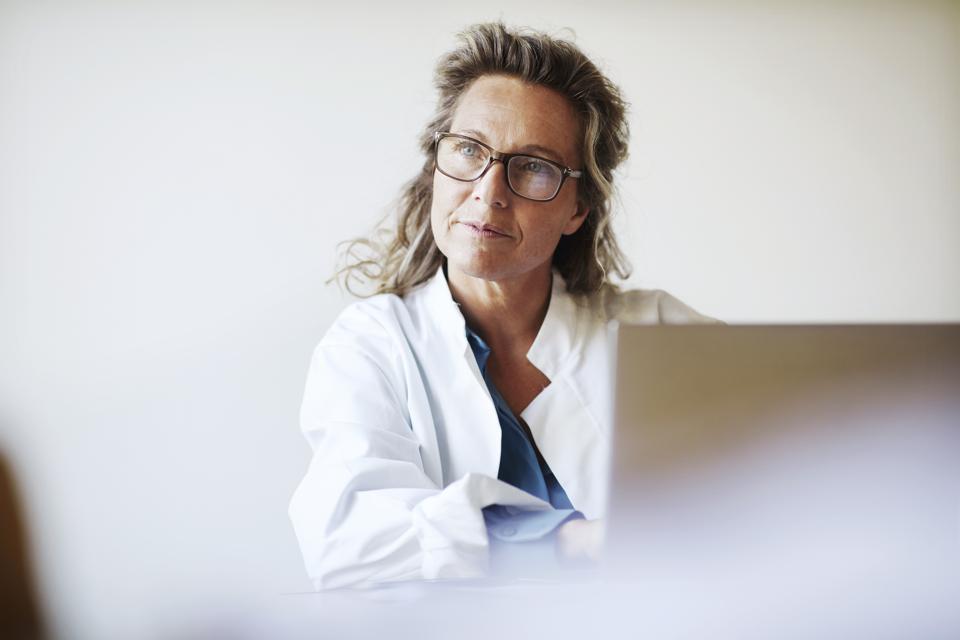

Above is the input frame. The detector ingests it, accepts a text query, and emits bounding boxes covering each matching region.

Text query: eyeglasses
[433,131,582,202]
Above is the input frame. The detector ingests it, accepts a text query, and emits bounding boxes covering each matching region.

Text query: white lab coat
[289,267,715,589]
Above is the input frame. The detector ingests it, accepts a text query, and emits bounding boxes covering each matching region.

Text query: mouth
[458,220,511,239]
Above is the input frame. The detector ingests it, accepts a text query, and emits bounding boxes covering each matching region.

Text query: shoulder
[591,284,721,325]
[300,277,453,438]
[303,293,418,430]
[312,278,445,382]
[321,292,411,349]
[309,294,410,386]
[320,275,445,350]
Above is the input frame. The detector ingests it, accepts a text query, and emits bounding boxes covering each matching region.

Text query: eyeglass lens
[436,135,564,201]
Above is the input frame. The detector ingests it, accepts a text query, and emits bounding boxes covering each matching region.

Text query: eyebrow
[455,128,568,166]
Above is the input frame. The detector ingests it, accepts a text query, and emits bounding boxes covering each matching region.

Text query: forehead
[449,74,581,165]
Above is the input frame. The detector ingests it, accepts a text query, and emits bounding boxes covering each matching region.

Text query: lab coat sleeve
[484,506,584,542]
[289,313,550,590]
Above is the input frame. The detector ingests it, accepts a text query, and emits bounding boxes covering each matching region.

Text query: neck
[446,263,553,353]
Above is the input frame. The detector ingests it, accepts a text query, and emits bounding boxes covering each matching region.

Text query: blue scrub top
[465,325,583,541]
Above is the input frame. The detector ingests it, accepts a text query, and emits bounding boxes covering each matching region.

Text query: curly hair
[336,21,632,296]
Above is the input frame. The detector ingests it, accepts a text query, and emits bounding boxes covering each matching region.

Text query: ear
[561,202,591,236]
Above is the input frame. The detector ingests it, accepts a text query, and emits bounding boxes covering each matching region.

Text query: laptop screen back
[606,324,960,634]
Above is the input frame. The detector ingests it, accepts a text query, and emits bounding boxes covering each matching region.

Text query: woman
[289,22,715,590]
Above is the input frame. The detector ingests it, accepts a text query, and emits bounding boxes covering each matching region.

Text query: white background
[1,1,958,637]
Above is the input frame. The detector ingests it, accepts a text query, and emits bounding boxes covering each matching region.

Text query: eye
[520,159,546,174]
[455,141,481,157]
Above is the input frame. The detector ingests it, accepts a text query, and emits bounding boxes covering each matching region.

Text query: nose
[472,159,510,209]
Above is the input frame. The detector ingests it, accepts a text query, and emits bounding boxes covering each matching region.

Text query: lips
[458,220,510,238]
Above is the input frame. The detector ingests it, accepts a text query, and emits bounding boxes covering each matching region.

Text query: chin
[447,254,506,282]
[447,250,549,286]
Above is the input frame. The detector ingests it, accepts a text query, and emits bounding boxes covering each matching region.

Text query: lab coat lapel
[413,269,503,485]
[522,276,609,520]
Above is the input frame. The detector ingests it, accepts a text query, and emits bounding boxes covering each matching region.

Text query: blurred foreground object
[0,453,44,640]
[607,324,960,636]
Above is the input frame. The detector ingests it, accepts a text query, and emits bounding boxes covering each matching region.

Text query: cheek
[431,173,472,225]
[551,191,584,236]
[429,174,449,235]
[432,173,458,211]
[520,201,577,245]
[430,175,459,248]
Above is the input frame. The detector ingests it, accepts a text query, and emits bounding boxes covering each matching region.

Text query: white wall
[0,1,957,637]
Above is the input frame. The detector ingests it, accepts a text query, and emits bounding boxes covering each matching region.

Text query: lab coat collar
[525,272,578,379]
[420,266,580,376]
[421,265,470,356]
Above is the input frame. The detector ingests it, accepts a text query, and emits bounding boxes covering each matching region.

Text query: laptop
[605,324,960,636]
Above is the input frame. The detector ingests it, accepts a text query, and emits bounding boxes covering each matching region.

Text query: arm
[289,327,550,590]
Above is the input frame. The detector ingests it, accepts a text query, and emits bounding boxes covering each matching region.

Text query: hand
[555,518,605,563]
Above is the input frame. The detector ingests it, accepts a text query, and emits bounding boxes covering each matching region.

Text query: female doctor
[289,22,715,590]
